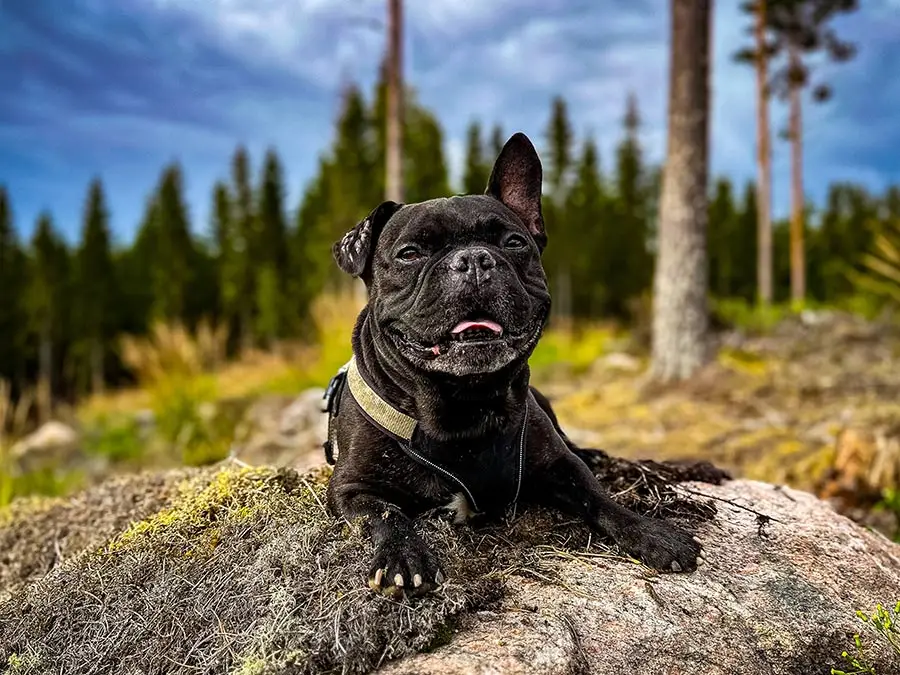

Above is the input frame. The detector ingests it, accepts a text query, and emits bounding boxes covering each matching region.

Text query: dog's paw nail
[671,560,682,572]
[394,573,404,588]
[696,556,705,566]
[435,570,445,585]
[692,536,702,544]
[413,574,423,588]
[374,568,384,587]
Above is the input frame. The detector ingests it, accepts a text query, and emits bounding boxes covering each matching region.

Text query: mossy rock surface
[0,456,719,675]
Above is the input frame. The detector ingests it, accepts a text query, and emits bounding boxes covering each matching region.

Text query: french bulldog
[326,132,702,597]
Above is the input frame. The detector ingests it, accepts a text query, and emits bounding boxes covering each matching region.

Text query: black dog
[325,133,701,597]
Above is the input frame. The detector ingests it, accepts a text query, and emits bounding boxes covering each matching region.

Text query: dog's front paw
[617,518,702,573]
[368,534,444,598]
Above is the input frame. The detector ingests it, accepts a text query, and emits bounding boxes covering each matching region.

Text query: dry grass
[0,382,35,509]
[546,312,900,507]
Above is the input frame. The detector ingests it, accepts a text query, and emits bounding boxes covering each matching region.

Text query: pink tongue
[451,319,503,336]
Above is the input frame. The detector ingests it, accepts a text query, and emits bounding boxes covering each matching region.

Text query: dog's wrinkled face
[333,133,551,377]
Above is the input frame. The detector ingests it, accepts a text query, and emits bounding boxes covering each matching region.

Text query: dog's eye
[396,246,423,262]
[503,234,528,250]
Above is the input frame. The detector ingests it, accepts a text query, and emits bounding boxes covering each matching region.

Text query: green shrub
[833,601,900,675]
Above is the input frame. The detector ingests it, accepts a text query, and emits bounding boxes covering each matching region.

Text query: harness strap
[323,356,528,513]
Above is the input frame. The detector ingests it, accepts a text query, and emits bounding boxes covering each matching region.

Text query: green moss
[424,619,458,653]
[105,466,325,555]
[3,649,42,675]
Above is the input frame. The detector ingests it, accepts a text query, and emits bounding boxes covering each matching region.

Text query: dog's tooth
[394,574,404,588]
[374,568,383,587]
[413,574,423,588]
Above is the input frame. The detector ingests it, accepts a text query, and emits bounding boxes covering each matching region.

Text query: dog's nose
[449,248,496,276]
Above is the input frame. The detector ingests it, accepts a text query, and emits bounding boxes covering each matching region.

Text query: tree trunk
[788,45,805,304]
[385,0,404,203]
[37,326,52,423]
[651,0,713,382]
[755,0,773,306]
[90,337,104,396]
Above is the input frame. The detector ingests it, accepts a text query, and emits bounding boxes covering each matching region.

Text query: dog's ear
[486,132,546,250]
[333,200,403,280]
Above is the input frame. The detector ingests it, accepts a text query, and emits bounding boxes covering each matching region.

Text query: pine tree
[766,0,858,303]
[462,121,490,195]
[735,0,775,305]
[28,212,70,420]
[0,187,27,393]
[75,178,116,395]
[153,163,194,323]
[651,0,713,382]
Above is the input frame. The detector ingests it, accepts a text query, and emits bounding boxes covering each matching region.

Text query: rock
[1,466,898,674]
[381,480,900,675]
[230,389,328,470]
[10,421,81,473]
[596,352,642,373]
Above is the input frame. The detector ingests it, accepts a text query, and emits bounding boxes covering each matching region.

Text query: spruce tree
[75,178,116,395]
[292,164,332,337]
[543,96,575,323]
[28,212,70,419]
[405,106,450,202]
[0,187,27,392]
[708,177,739,298]
[231,146,257,351]
[153,163,194,323]
[609,94,651,315]
[256,148,290,340]
[489,124,505,160]
[734,181,760,301]
[566,136,608,317]
[462,121,490,195]
[118,197,159,336]
[212,181,241,344]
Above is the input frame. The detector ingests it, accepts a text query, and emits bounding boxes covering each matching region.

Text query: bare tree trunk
[37,325,52,423]
[755,0,773,306]
[651,0,713,382]
[788,45,805,304]
[90,337,104,396]
[385,0,404,203]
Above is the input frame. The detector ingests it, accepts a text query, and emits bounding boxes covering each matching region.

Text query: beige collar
[346,357,417,442]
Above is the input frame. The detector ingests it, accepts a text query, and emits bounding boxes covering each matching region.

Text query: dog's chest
[417,434,521,521]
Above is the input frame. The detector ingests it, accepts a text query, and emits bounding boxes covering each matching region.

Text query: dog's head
[333,133,550,378]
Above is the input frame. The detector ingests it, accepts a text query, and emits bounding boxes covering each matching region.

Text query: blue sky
[1,0,898,246]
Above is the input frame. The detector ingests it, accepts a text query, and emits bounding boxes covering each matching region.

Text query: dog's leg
[330,484,443,597]
[526,451,702,572]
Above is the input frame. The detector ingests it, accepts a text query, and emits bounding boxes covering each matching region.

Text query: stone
[380,480,900,675]
[10,421,81,473]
